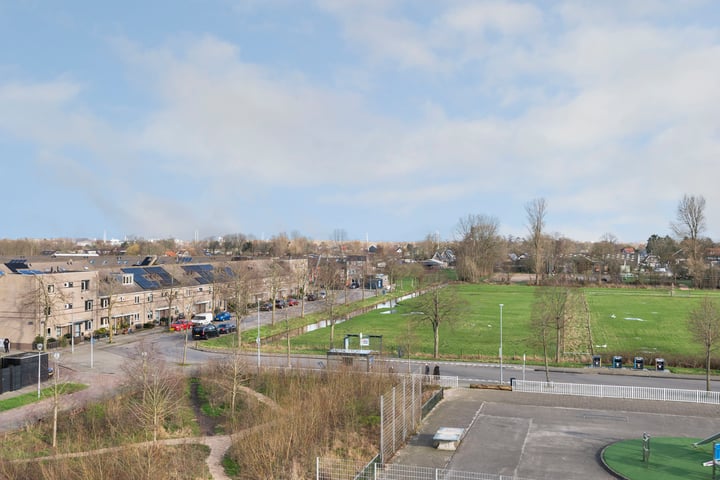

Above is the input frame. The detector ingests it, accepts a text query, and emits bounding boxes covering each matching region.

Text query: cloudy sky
[2,1,719,245]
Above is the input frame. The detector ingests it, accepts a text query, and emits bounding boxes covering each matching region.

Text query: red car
[170,319,192,331]
[287,298,299,306]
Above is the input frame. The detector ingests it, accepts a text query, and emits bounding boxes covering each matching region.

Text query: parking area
[391,388,720,479]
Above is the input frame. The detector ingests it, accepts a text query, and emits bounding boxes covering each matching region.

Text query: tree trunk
[433,324,439,359]
[706,349,712,392]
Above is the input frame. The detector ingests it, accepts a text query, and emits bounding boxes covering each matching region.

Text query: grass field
[603,437,713,479]
[277,284,720,366]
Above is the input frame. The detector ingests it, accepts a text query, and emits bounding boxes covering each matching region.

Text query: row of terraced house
[0,253,363,351]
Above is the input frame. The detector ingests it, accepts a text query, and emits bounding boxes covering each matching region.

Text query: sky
[2,1,720,245]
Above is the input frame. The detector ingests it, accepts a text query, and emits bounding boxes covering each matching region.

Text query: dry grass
[191,358,396,478]
[0,351,395,479]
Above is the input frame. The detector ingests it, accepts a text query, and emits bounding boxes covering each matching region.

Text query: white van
[190,313,213,325]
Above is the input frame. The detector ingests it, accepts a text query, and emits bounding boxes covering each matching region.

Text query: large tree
[410,276,465,359]
[525,198,547,285]
[671,194,707,286]
[455,214,504,283]
[688,297,720,391]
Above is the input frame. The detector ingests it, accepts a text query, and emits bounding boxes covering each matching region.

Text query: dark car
[214,311,231,322]
[260,302,273,311]
[275,299,287,309]
[191,323,219,340]
[306,293,318,301]
[217,322,237,334]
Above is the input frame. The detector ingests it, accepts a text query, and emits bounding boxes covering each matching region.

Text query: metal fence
[380,375,423,463]
[316,458,534,480]
[513,379,720,404]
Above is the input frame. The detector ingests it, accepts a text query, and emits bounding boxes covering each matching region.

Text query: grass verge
[0,383,87,411]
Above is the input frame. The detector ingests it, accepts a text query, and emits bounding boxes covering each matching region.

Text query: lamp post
[256,296,261,374]
[499,304,504,384]
[52,352,60,448]
[36,343,44,398]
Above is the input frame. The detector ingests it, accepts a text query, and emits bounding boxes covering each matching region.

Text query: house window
[44,306,51,316]
[47,284,55,293]
[81,279,90,291]
[85,320,92,331]
[147,293,153,302]
[100,316,109,327]
[55,327,62,338]
[85,300,93,311]
[63,281,74,288]
[64,303,73,309]
[122,274,132,285]
[100,297,109,308]
[134,295,141,304]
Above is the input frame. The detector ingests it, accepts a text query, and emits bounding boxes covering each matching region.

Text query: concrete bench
[432,427,465,450]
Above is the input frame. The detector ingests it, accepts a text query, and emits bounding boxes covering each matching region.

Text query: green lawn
[279,284,720,363]
[603,437,714,480]
[0,383,87,411]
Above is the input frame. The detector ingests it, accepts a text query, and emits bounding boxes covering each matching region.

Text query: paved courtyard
[391,388,720,479]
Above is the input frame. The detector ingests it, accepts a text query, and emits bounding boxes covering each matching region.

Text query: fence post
[392,387,397,454]
[402,380,407,439]
[380,395,384,464]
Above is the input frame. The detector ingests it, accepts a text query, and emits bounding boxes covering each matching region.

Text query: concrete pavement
[390,387,720,479]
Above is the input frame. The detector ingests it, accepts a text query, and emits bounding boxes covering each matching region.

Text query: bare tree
[267,259,292,326]
[530,284,580,371]
[98,272,125,344]
[688,297,720,391]
[525,198,548,285]
[125,346,184,442]
[455,214,504,283]
[20,275,68,349]
[315,257,345,348]
[672,194,707,286]
[410,275,464,359]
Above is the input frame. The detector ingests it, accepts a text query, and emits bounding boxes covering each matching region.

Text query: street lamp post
[36,343,44,398]
[499,304,504,384]
[256,296,261,374]
[52,352,60,448]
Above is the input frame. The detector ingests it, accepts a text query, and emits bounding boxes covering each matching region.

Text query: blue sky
[2,1,720,245]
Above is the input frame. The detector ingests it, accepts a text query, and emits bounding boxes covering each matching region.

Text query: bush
[143,322,155,329]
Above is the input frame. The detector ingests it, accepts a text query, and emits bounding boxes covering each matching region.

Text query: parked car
[216,322,237,334]
[190,313,213,325]
[192,323,219,340]
[306,293,318,301]
[170,319,192,331]
[275,299,287,309]
[260,302,273,311]
[349,282,359,289]
[286,297,299,306]
[214,311,231,322]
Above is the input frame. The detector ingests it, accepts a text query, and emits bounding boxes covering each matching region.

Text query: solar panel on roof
[121,267,160,289]
[145,266,175,286]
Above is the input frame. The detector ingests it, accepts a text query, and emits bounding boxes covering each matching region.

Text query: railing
[317,459,534,480]
[513,380,720,405]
